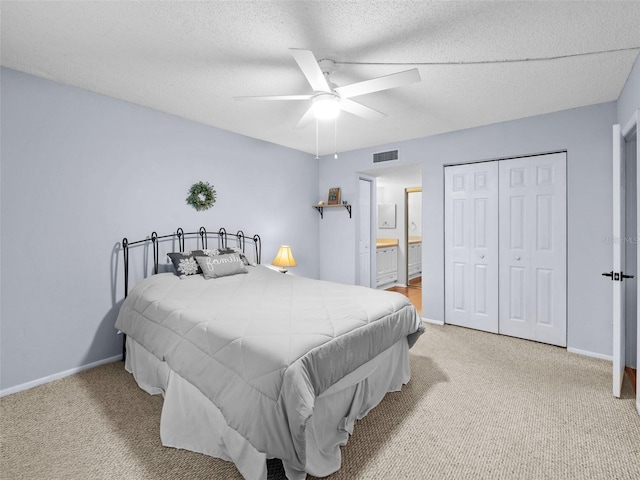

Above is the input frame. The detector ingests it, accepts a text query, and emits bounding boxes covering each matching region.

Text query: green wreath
[186,181,217,211]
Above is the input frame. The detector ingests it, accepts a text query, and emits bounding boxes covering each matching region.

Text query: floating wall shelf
[313,204,352,219]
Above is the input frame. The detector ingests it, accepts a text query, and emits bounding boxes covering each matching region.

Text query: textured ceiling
[2,1,640,156]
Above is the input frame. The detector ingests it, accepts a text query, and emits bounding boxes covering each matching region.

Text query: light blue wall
[0,68,319,391]
[318,101,616,357]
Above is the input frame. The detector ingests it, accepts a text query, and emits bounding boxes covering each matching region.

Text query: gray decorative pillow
[195,253,248,279]
[197,248,225,257]
[226,247,252,266]
[199,247,251,266]
[167,251,202,277]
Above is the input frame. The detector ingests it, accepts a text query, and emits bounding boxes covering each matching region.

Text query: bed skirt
[125,336,411,480]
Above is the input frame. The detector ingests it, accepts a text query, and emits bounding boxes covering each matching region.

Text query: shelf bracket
[313,204,352,219]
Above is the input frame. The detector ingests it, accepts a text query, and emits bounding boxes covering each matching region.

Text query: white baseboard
[567,347,612,362]
[422,317,444,326]
[0,354,122,398]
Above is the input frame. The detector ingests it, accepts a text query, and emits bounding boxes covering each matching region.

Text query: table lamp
[272,245,297,273]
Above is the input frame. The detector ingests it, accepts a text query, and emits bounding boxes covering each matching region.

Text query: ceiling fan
[234,49,421,128]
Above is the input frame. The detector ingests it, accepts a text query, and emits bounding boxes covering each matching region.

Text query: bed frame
[117,226,421,479]
[120,226,261,359]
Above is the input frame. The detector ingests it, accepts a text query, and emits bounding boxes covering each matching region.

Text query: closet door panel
[501,167,531,339]
[499,153,567,346]
[445,162,499,332]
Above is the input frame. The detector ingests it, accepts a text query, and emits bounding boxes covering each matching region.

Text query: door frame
[618,109,639,413]
[405,187,422,287]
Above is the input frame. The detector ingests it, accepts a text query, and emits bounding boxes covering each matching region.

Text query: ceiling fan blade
[234,94,314,101]
[334,68,421,99]
[289,48,331,93]
[339,99,387,120]
[294,105,317,129]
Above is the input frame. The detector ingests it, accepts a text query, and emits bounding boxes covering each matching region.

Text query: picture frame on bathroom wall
[378,203,396,228]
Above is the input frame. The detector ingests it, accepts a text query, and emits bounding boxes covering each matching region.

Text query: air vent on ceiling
[373,149,399,164]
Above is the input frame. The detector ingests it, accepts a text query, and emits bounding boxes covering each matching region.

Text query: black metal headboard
[121,227,261,298]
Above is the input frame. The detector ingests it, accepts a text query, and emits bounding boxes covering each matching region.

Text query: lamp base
[278,268,288,274]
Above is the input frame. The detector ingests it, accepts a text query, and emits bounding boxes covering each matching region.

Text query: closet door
[445,162,499,333]
[498,153,567,346]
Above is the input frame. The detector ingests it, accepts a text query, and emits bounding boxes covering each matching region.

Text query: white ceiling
[2,1,639,156]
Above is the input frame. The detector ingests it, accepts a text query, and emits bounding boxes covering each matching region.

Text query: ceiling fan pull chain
[334,117,338,159]
[315,118,319,159]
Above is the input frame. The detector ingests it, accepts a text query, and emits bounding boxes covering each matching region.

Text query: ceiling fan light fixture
[312,93,341,119]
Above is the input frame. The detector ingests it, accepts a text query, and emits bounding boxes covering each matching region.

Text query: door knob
[515,256,521,261]
[601,271,635,281]
[479,254,485,259]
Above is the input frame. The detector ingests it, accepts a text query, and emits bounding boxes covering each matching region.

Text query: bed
[115,227,424,480]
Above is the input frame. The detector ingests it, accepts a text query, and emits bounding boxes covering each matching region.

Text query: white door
[611,123,627,398]
[634,111,640,414]
[358,178,372,288]
[499,153,567,346]
[445,162,499,333]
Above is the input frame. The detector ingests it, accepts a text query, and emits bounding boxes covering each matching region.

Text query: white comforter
[115,266,423,471]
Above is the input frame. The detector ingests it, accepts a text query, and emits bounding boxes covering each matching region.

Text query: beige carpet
[2,324,639,479]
